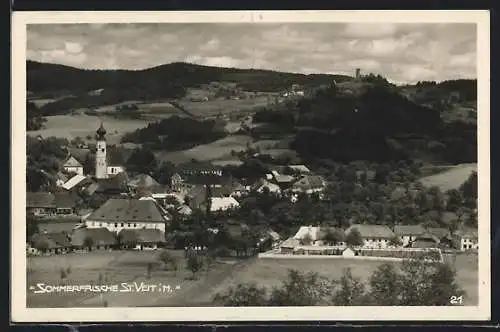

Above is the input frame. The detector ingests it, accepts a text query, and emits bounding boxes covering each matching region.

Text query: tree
[331,268,367,305]
[388,235,403,247]
[157,249,178,271]
[322,228,344,245]
[268,269,332,306]
[345,229,363,247]
[446,189,463,212]
[186,249,203,279]
[125,147,158,175]
[214,283,269,306]
[368,263,401,305]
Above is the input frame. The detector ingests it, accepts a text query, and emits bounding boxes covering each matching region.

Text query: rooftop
[86,198,170,223]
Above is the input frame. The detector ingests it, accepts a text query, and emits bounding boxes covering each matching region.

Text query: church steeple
[96,121,107,140]
[95,122,108,179]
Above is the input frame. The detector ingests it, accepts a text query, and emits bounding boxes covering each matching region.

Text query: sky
[27,23,477,84]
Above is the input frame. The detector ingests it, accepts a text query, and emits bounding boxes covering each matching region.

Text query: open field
[177,96,270,118]
[27,250,241,308]
[419,163,477,192]
[155,135,253,165]
[202,253,478,306]
[27,251,478,307]
[27,114,156,145]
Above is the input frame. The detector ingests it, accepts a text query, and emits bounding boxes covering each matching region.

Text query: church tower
[95,122,108,179]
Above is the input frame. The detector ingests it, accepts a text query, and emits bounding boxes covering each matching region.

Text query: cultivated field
[419,163,477,192]
[177,96,270,118]
[155,135,253,165]
[27,114,156,145]
[26,250,241,308]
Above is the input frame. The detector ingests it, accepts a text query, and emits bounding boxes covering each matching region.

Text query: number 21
[450,295,463,305]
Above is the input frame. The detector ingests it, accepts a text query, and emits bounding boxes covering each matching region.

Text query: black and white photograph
[11,10,490,322]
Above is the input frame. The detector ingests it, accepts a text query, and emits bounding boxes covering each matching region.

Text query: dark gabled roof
[455,227,478,239]
[119,229,165,244]
[67,148,91,162]
[53,191,78,209]
[346,224,395,239]
[318,227,345,241]
[31,233,60,249]
[27,192,55,208]
[37,218,82,233]
[292,175,326,190]
[414,232,440,243]
[87,198,169,223]
[183,174,226,186]
[128,173,160,189]
[48,232,73,247]
[95,172,130,193]
[394,225,426,236]
[178,161,221,173]
[71,227,117,247]
[426,227,451,239]
[62,155,83,168]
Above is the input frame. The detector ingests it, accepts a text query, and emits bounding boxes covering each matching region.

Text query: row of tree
[214,256,465,306]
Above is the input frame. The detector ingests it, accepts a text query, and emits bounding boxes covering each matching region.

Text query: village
[26,122,478,260]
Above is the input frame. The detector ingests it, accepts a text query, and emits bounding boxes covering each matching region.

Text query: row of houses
[28,227,166,255]
[280,224,478,254]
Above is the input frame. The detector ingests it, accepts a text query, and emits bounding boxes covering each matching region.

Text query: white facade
[362,238,390,249]
[460,237,478,251]
[85,220,166,233]
[107,166,125,176]
[63,165,84,176]
[400,235,419,247]
[95,140,107,179]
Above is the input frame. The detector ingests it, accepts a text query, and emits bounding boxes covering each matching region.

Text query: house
[128,173,161,191]
[345,224,395,249]
[177,205,193,216]
[210,197,240,212]
[252,179,281,195]
[27,192,56,216]
[30,232,72,255]
[454,227,478,251]
[118,229,165,250]
[55,172,69,187]
[291,175,326,194]
[287,165,311,174]
[94,172,130,195]
[53,192,78,215]
[426,227,454,249]
[317,227,346,246]
[170,173,184,192]
[178,161,223,177]
[411,233,440,249]
[61,174,89,191]
[270,171,296,189]
[62,156,84,176]
[85,198,170,233]
[280,237,300,254]
[293,226,322,245]
[394,225,426,247]
[71,227,117,251]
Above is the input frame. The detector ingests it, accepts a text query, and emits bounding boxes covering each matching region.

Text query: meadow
[26,250,240,308]
[418,163,477,192]
[177,96,270,118]
[27,114,157,145]
[202,253,479,306]
[155,135,253,165]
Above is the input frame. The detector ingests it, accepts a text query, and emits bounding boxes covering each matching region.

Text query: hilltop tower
[355,68,361,79]
[95,122,108,179]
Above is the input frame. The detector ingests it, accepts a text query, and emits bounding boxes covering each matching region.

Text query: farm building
[345,224,395,249]
[85,198,171,233]
[118,229,166,250]
[71,227,117,251]
[394,224,426,247]
[62,156,84,176]
[454,227,478,251]
[27,191,79,217]
[291,175,327,194]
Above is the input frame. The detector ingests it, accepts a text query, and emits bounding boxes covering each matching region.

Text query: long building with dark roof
[85,198,170,233]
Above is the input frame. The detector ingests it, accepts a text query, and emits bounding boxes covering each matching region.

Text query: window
[114,223,118,227]
[99,223,102,227]
[127,223,131,227]
[134,223,137,228]
[121,223,124,227]
[101,149,105,152]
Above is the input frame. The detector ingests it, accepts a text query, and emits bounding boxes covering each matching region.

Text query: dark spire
[96,121,106,139]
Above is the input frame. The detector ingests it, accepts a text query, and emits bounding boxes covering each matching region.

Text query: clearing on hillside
[419,163,477,192]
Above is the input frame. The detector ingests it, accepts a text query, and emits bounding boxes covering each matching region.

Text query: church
[94,122,125,179]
